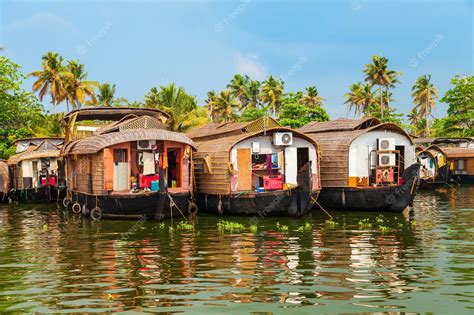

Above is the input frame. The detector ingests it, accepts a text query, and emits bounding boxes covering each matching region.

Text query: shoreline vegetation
[1,51,473,159]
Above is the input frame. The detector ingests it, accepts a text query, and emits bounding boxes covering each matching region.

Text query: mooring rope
[167,193,187,221]
[311,196,333,220]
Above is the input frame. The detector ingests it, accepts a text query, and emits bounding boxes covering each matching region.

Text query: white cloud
[6,12,79,34]
[233,53,267,80]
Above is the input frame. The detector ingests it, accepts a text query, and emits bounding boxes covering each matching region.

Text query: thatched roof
[0,160,9,192]
[299,117,380,134]
[63,129,196,155]
[434,146,474,159]
[301,123,412,187]
[13,137,64,145]
[193,127,317,153]
[62,107,169,123]
[8,149,61,165]
[8,138,64,165]
[187,116,281,141]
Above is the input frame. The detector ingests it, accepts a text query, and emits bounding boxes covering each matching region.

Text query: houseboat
[187,117,320,217]
[7,138,66,203]
[60,107,196,220]
[300,118,420,212]
[416,145,450,189]
[0,159,9,202]
[437,146,474,184]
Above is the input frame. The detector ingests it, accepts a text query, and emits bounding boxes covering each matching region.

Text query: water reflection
[0,187,473,313]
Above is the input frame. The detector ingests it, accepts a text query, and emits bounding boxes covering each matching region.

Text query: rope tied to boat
[311,195,333,220]
[167,193,188,221]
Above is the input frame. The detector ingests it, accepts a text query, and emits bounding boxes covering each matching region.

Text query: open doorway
[297,148,309,171]
[167,148,181,188]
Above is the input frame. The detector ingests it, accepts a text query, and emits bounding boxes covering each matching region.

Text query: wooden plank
[237,148,252,191]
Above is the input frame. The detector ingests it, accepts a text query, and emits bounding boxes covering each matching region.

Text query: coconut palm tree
[344,82,375,117]
[227,74,250,111]
[205,90,219,122]
[30,51,70,112]
[244,79,261,109]
[144,83,202,131]
[260,75,284,117]
[97,83,116,107]
[407,108,423,136]
[299,86,326,108]
[412,74,438,137]
[65,60,99,109]
[215,90,239,122]
[363,55,399,118]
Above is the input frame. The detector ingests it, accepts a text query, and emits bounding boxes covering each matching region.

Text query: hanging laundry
[22,160,33,177]
[143,152,155,175]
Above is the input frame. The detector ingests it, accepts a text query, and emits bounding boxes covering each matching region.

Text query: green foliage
[279,92,329,128]
[217,220,245,233]
[144,84,209,131]
[0,56,50,158]
[439,75,474,136]
[239,107,269,122]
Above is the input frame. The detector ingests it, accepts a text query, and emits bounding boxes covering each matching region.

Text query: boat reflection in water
[0,186,473,313]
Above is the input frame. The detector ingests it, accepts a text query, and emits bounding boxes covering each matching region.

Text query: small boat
[416,146,450,189]
[61,107,196,220]
[300,118,421,212]
[7,138,66,203]
[0,159,10,202]
[187,117,321,217]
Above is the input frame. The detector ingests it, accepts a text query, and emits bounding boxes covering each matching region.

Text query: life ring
[71,202,82,214]
[82,204,89,216]
[90,207,103,221]
[63,197,72,208]
[188,201,198,215]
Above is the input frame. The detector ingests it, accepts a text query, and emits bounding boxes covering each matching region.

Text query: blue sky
[1,0,472,120]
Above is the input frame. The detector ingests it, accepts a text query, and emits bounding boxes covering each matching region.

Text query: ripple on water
[0,186,473,313]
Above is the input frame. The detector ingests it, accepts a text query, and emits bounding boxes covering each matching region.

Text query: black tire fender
[71,202,81,214]
[90,207,102,221]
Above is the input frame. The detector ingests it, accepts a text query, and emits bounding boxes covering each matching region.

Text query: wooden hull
[10,186,67,203]
[72,190,190,220]
[451,174,474,185]
[196,189,319,217]
[419,179,447,190]
[316,164,421,212]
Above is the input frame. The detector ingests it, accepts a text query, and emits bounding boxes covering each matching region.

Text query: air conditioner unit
[273,132,293,146]
[137,140,156,150]
[252,141,260,153]
[379,153,396,167]
[378,138,395,151]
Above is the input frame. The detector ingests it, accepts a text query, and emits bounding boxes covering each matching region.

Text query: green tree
[227,74,250,111]
[0,56,47,158]
[97,83,116,107]
[299,86,326,108]
[143,84,208,131]
[240,107,269,122]
[29,51,70,112]
[260,75,284,117]
[205,90,219,122]
[412,74,438,137]
[279,92,329,128]
[215,90,239,122]
[64,60,99,109]
[344,82,376,117]
[439,75,474,136]
[244,79,261,109]
[363,55,400,118]
[407,108,425,137]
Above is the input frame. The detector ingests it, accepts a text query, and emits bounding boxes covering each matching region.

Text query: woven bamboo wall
[193,151,230,194]
[0,161,9,192]
[67,152,105,195]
